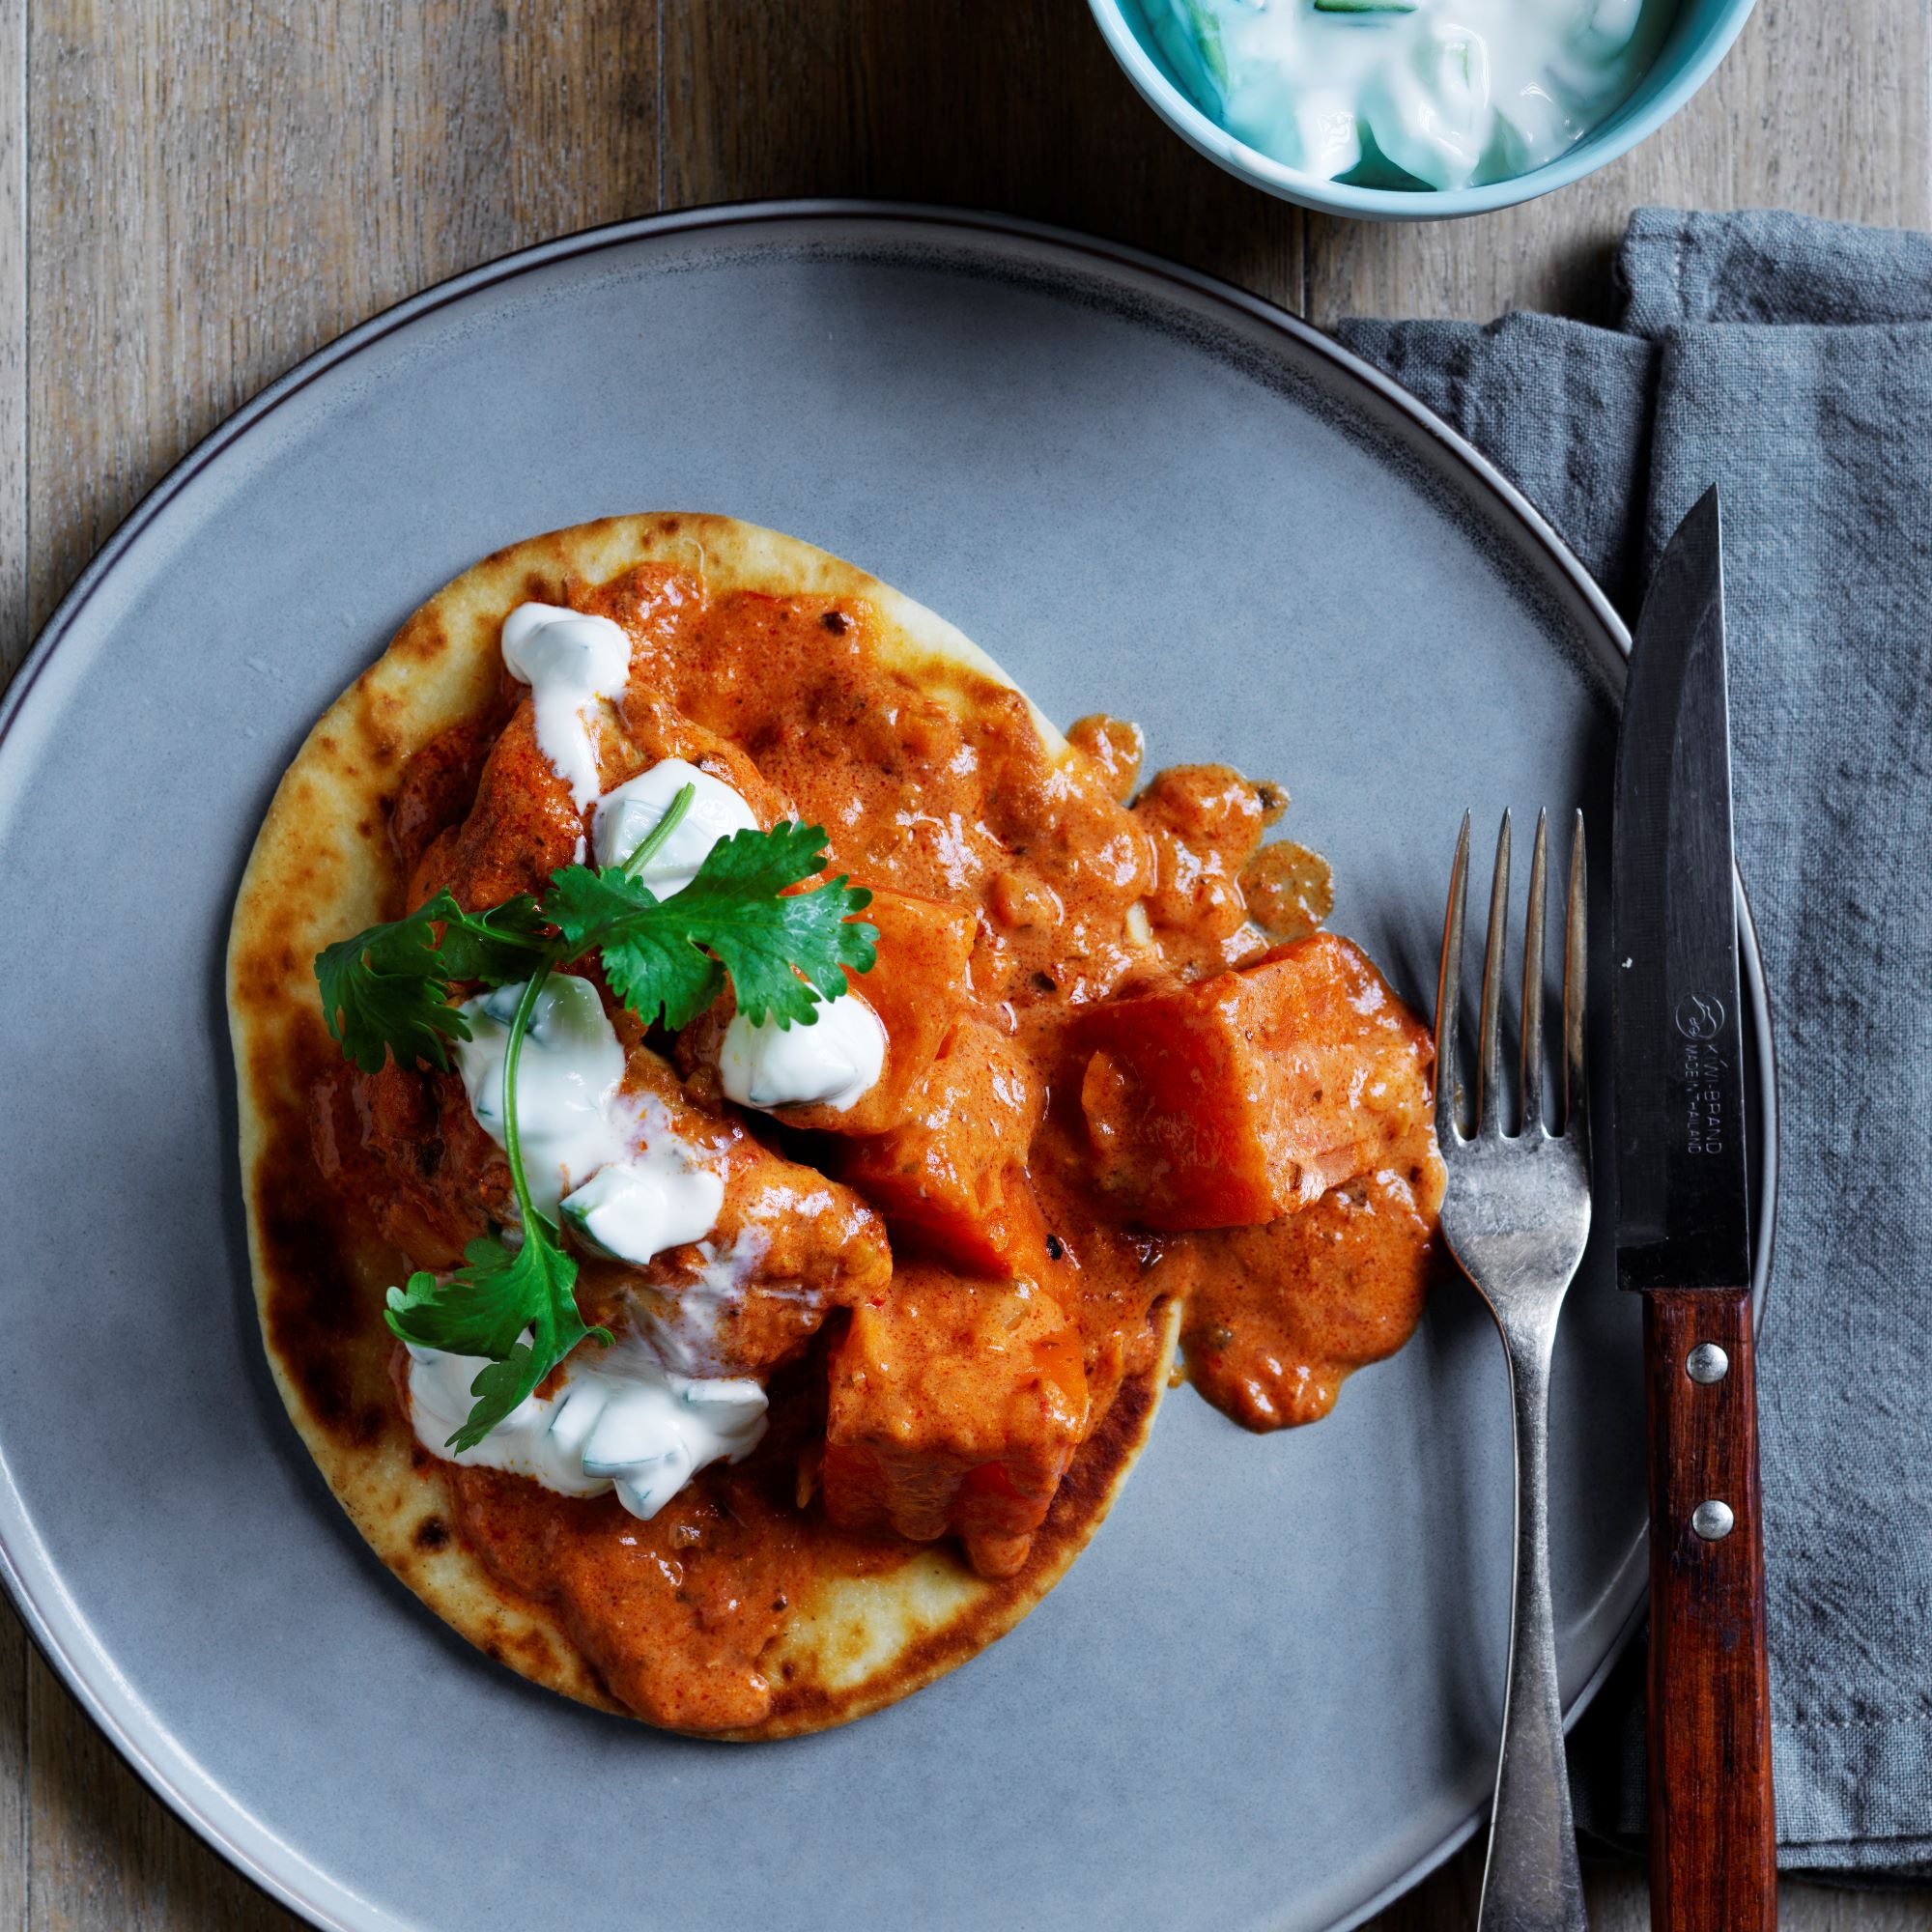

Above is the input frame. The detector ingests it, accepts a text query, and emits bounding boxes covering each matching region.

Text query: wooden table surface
[3,3,1927,1927]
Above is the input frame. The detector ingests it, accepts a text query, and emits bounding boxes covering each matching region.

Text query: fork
[1435,809,1593,1932]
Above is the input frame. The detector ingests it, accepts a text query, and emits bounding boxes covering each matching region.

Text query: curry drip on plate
[312,562,1445,1731]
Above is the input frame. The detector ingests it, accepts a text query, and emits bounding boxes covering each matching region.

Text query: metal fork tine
[1475,810,1512,1138]
[1435,812,1470,1146]
[1562,810,1587,1141]
[1520,810,1548,1136]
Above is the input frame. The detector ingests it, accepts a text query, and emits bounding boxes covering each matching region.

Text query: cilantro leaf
[315,898,469,1074]
[455,1345,548,1454]
[547,822,877,1031]
[384,1219,610,1453]
[313,890,547,1074]
[430,892,550,981]
[544,864,723,1030]
[384,1236,542,1360]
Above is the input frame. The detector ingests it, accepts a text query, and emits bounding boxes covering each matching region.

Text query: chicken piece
[312,1060,510,1270]
[822,1264,1090,1577]
[839,1018,1052,1279]
[590,1048,894,1379]
[317,1030,889,1379]
[388,717,494,877]
[1074,932,1435,1231]
[408,698,586,911]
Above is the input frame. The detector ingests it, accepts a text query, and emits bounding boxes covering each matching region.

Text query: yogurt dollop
[454,976,628,1213]
[721,993,887,1114]
[560,1130,725,1266]
[592,757,761,895]
[1150,0,1662,191]
[455,979,727,1264]
[500,603,631,810]
[406,1340,766,1520]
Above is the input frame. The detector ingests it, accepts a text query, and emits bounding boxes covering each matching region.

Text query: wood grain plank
[661,0,1301,311]
[19,9,662,1923]
[25,0,661,637]
[1303,0,1932,327]
[1,1611,19,1932]
[26,1652,294,1931]
[0,0,20,680]
[0,5,26,1928]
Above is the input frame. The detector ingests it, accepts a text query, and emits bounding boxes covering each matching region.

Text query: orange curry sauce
[313,563,1445,1731]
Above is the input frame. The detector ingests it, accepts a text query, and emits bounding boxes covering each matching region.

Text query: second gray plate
[0,203,1772,1932]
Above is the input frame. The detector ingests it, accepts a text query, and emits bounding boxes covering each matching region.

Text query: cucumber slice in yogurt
[1184,0,1231,85]
[559,1151,724,1266]
[1150,0,1662,191]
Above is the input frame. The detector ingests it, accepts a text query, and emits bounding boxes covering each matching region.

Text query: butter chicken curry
[231,516,1443,1740]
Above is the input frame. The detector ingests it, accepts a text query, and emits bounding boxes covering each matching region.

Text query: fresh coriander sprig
[380,954,603,1454]
[546,821,876,1032]
[378,785,700,1449]
[314,892,548,1073]
[317,781,878,1452]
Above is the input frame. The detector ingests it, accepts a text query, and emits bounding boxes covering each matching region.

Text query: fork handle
[1643,1290,1778,1932]
[1476,1316,1587,1932]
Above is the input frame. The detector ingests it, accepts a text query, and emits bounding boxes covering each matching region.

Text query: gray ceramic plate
[0,204,1773,1932]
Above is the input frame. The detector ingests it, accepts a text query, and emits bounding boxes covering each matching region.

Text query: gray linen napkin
[1339,207,1932,1883]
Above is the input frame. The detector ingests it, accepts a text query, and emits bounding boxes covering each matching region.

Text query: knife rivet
[1691,1500,1735,1542]
[1686,1343,1730,1385]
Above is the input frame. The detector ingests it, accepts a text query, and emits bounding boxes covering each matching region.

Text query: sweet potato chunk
[1074,932,1435,1231]
[840,1018,1051,1277]
[674,885,976,1136]
[822,1264,1090,1577]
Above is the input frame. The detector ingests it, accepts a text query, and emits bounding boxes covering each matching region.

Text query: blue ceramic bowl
[1090,0,1756,219]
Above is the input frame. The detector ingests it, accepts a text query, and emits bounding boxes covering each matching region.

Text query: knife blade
[1611,484,1777,1932]
[1612,483,1751,1293]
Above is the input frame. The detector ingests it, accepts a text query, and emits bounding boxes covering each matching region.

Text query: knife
[1612,485,1778,1932]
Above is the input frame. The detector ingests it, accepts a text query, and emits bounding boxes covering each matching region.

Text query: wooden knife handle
[1643,1289,1778,1931]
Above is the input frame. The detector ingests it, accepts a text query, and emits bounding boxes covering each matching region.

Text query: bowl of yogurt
[1090,0,1754,217]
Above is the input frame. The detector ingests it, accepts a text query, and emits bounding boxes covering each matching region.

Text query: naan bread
[227,515,1176,1738]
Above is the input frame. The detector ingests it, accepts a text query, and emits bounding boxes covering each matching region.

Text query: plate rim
[0,197,1780,1932]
